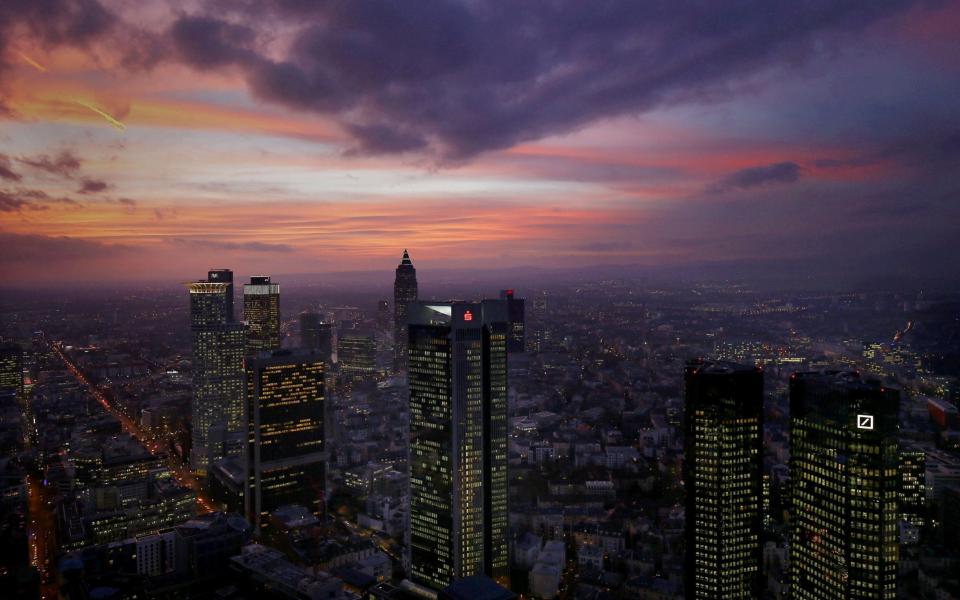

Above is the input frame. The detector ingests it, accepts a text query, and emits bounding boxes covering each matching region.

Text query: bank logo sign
[857,414,874,430]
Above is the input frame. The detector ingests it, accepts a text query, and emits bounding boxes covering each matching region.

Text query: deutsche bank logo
[857,414,874,430]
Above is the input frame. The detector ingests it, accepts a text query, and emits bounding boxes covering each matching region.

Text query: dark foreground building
[245,350,326,528]
[406,300,509,590]
[683,360,764,599]
[790,371,899,599]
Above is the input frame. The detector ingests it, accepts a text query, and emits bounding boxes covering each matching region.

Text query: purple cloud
[164,1,924,160]
[18,150,82,178]
[708,162,802,194]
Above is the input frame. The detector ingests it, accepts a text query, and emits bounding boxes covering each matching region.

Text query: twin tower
[684,361,899,599]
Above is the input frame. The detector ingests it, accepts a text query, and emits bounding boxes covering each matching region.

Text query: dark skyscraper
[790,371,899,600]
[407,300,509,590]
[498,289,525,353]
[245,350,326,529]
[188,271,245,475]
[683,360,764,599]
[243,276,281,353]
[300,312,333,361]
[393,249,418,371]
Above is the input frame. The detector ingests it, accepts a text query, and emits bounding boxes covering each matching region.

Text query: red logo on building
[463,310,473,321]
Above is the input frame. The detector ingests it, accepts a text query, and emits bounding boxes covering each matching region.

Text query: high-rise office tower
[243,276,281,353]
[498,289,525,353]
[245,350,326,529]
[337,330,377,379]
[683,360,764,599]
[790,371,899,599]
[300,312,333,362]
[187,271,246,476]
[206,268,234,321]
[407,300,509,590]
[393,249,418,371]
[0,344,22,397]
[899,447,925,527]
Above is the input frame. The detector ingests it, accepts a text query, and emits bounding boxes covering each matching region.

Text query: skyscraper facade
[245,350,326,529]
[498,289,525,353]
[243,276,281,353]
[206,268,234,321]
[188,272,245,476]
[683,360,764,599]
[300,312,333,362]
[337,330,377,379]
[790,371,899,599]
[899,447,925,527]
[393,249,418,371]
[0,344,22,397]
[407,300,509,590]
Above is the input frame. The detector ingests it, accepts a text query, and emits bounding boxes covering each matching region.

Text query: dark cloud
[708,162,802,194]
[115,197,136,206]
[169,16,258,70]
[0,191,36,212]
[166,0,922,160]
[0,154,21,181]
[0,187,79,211]
[77,178,109,194]
[0,0,935,161]
[0,0,114,82]
[18,150,83,178]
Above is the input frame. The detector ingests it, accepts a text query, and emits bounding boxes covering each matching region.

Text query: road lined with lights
[51,341,215,514]
[27,474,58,600]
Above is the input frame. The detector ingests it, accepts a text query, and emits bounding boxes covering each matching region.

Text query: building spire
[401,249,412,266]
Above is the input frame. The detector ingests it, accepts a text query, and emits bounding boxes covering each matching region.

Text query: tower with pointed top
[393,249,418,371]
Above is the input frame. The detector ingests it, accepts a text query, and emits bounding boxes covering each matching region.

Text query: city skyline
[2,2,960,598]
[1,1,959,286]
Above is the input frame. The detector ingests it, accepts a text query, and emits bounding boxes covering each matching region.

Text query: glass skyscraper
[683,360,764,599]
[393,249,418,372]
[187,270,245,476]
[337,329,377,379]
[407,300,509,590]
[498,289,525,354]
[243,276,281,353]
[245,350,326,529]
[790,371,899,599]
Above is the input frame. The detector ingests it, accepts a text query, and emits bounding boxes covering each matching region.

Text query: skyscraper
[790,371,899,599]
[300,312,333,363]
[407,300,509,590]
[206,268,235,321]
[393,249,418,371]
[245,350,326,529]
[498,289,525,353]
[243,276,281,353]
[0,344,22,397]
[337,329,377,379]
[187,271,246,476]
[683,360,764,599]
[899,446,925,527]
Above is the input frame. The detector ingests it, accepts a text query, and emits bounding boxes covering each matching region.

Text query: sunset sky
[1,1,959,286]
